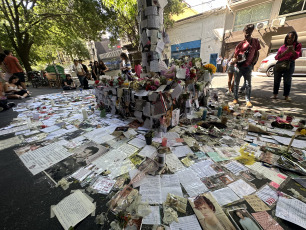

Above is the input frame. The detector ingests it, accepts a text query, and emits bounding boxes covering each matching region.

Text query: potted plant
[145,130,154,145]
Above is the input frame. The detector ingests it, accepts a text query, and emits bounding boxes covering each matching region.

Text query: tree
[0,0,107,72]
[101,0,186,50]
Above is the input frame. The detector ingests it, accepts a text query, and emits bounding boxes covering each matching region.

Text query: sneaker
[284,97,291,102]
[270,95,277,99]
[233,99,239,104]
[246,101,253,108]
[225,90,231,95]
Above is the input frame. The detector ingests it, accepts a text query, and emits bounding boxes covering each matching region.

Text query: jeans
[77,75,85,86]
[273,61,295,96]
[234,65,252,102]
[217,64,222,72]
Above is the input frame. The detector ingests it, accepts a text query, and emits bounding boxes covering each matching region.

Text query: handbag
[274,44,297,72]
[237,39,253,67]
[274,60,291,72]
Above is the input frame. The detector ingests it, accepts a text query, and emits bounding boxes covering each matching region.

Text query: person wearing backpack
[271,31,302,101]
[232,24,261,108]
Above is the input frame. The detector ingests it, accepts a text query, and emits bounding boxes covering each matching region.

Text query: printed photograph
[240,171,255,181]
[124,217,142,230]
[73,141,108,164]
[211,164,224,173]
[227,208,263,230]
[219,174,234,185]
[189,193,236,230]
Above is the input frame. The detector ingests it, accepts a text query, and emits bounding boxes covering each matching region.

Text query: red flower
[95,80,100,84]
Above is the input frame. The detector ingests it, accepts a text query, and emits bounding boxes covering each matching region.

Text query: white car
[258,48,306,77]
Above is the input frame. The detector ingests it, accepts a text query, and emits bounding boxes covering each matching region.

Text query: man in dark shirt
[79,60,88,73]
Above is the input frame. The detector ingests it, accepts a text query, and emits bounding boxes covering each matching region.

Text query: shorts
[227,66,236,73]
[14,72,26,83]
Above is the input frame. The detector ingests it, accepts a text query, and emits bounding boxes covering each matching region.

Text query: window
[233,2,273,31]
[279,0,306,15]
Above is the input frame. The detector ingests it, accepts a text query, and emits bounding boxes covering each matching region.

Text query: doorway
[209,53,218,67]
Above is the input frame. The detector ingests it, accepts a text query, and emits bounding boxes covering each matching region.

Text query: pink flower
[150,85,157,91]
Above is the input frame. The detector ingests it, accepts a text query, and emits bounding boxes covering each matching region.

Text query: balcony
[228,0,259,7]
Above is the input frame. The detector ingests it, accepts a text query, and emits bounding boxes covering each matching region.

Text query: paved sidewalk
[211,73,306,115]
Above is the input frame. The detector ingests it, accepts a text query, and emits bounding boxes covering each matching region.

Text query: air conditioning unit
[256,21,269,30]
[271,17,286,28]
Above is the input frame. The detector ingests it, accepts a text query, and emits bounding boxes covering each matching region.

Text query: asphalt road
[0,80,305,230]
[211,72,306,115]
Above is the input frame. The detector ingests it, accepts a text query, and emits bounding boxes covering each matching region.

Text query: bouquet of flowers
[203,64,216,75]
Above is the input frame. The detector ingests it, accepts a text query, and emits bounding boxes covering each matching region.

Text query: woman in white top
[4,75,30,99]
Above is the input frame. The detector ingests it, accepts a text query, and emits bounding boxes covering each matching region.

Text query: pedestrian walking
[232,24,261,108]
[271,31,302,101]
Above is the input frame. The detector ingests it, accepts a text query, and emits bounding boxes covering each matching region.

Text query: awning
[271,31,306,50]
[99,50,122,60]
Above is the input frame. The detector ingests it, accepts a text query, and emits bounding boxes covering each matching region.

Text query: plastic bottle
[202,108,207,120]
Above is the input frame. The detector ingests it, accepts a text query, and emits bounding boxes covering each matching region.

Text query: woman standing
[98,60,109,76]
[92,61,99,80]
[120,52,132,79]
[225,54,236,95]
[272,31,302,101]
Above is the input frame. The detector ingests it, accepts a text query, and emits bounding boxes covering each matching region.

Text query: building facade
[166,7,231,66]
[224,0,306,70]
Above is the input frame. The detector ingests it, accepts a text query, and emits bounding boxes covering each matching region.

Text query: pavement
[0,77,305,230]
[211,72,306,115]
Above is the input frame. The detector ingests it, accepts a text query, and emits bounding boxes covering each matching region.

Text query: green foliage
[102,0,186,49]
[0,0,106,71]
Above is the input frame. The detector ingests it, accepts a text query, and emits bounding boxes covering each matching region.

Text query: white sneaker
[225,91,233,95]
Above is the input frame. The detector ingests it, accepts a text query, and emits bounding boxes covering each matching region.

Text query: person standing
[98,60,109,76]
[72,59,86,87]
[3,50,27,89]
[222,57,228,73]
[271,31,302,101]
[232,24,260,108]
[120,52,132,80]
[226,54,235,95]
[216,55,223,73]
[79,59,89,74]
[91,61,99,80]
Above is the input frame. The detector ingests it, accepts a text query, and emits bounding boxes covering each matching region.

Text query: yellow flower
[203,64,217,74]
[300,129,306,135]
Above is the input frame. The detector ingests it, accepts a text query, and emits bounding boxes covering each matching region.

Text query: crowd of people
[223,24,301,108]
[65,52,132,91]
[0,50,29,111]
[0,25,302,111]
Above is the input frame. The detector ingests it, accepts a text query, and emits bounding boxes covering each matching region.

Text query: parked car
[258,48,306,77]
